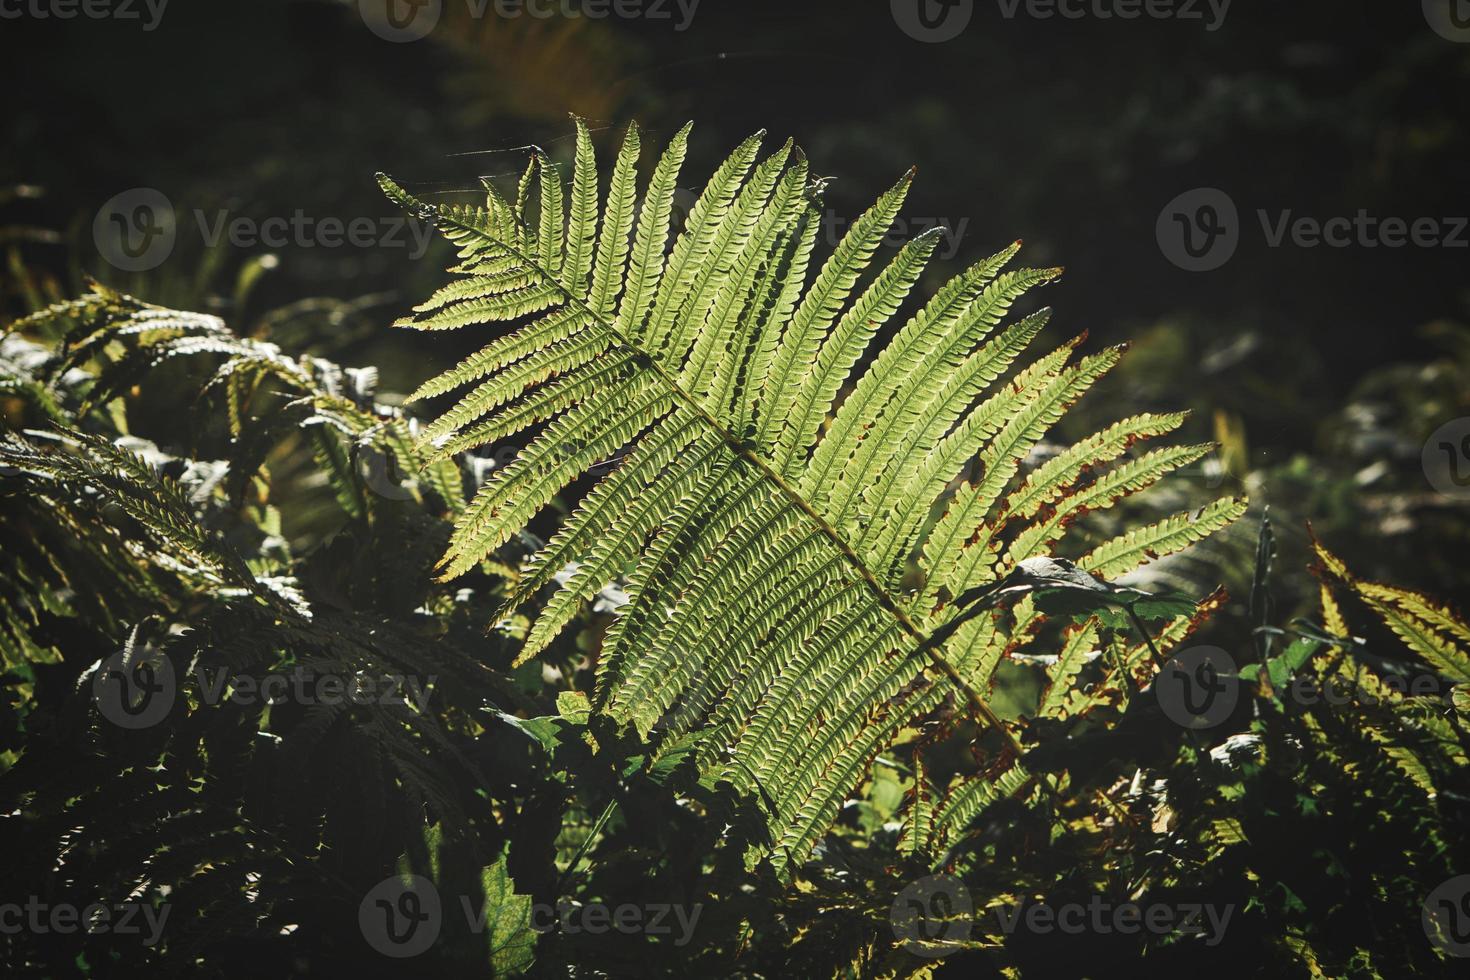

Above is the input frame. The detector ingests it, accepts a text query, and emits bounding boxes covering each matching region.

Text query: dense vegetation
[2,116,1468,977]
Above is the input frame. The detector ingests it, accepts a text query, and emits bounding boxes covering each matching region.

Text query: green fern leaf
[381,120,1242,872]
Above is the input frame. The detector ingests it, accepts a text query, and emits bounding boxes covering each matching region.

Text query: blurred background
[4,0,1468,621]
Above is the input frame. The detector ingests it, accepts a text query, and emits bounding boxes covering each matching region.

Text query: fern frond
[381,120,1242,872]
[756,170,914,465]
[1079,495,1249,579]
[1312,538,1470,683]
[642,129,769,363]
[1037,618,1102,719]
[0,428,264,599]
[898,753,936,859]
[587,123,642,319]
[564,117,601,295]
[921,346,1125,603]
[1003,441,1212,565]
[931,762,1032,852]
[616,121,692,344]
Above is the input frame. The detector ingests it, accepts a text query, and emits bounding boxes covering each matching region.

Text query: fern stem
[1125,604,1166,668]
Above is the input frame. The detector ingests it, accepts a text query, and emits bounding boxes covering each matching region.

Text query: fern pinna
[381,119,1247,873]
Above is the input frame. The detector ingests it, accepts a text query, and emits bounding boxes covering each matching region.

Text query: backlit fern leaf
[1313,537,1470,684]
[0,428,266,599]
[381,118,1244,872]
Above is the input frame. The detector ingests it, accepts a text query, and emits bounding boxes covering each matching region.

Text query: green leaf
[477,853,537,976]
[556,690,591,725]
